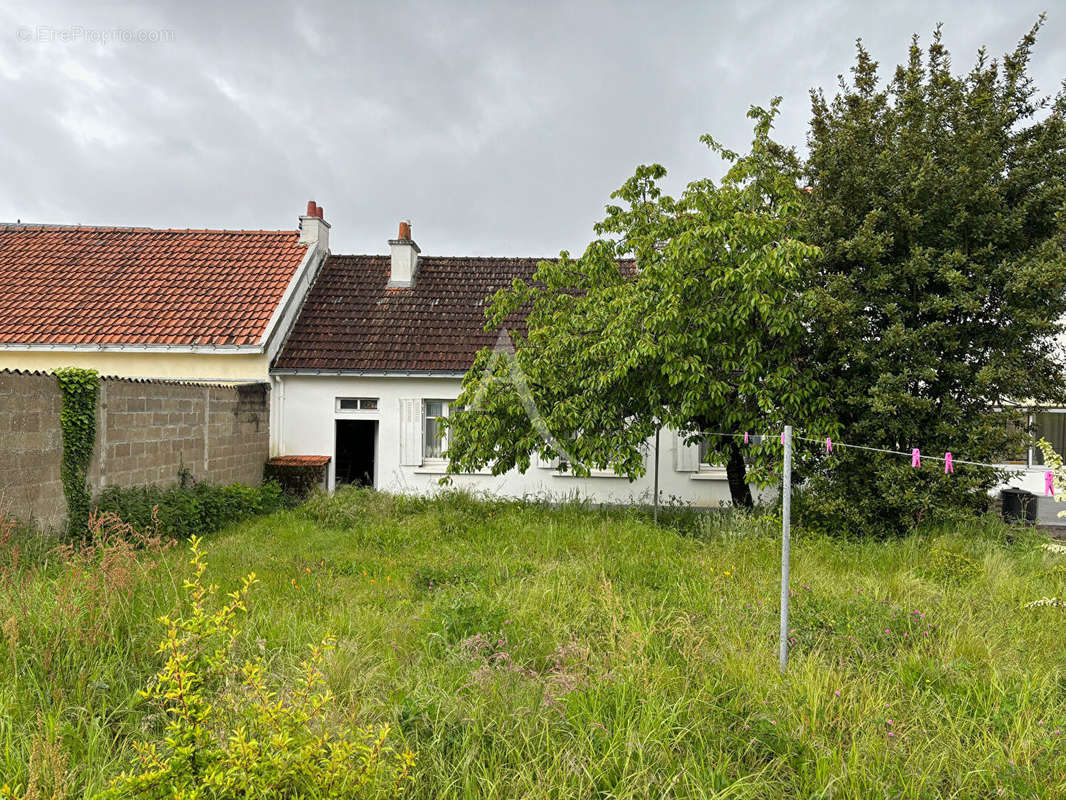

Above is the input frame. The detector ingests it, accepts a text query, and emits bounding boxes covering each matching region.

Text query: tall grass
[1,489,1065,797]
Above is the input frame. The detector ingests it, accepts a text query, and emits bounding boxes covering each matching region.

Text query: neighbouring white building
[270,222,739,506]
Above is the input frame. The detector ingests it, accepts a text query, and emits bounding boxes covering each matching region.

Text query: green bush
[95,537,413,799]
[93,474,283,539]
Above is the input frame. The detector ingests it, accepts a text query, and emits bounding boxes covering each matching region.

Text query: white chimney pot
[388,220,420,287]
[299,200,330,251]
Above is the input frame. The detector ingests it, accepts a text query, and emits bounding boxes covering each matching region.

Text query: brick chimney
[299,200,330,251]
[388,219,420,287]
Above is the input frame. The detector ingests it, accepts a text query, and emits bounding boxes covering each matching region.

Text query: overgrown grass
[2,489,1066,797]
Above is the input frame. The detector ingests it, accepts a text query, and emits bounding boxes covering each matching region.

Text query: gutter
[269,369,467,378]
[0,343,263,354]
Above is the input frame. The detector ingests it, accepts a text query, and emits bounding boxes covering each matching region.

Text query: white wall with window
[272,374,749,506]
[271,376,1066,520]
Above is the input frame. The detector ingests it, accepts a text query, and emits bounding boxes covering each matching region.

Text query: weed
[2,493,1065,797]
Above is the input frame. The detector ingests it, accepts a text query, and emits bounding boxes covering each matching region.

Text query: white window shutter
[674,430,700,472]
[399,398,423,466]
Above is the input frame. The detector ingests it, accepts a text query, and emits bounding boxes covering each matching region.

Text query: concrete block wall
[0,371,268,528]
[0,371,65,528]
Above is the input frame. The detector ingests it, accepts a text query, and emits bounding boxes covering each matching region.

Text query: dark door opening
[335,420,377,487]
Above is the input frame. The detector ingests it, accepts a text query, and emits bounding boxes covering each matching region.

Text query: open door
[335,419,377,487]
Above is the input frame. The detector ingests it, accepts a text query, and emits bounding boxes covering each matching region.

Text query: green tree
[801,19,1066,533]
[445,102,832,506]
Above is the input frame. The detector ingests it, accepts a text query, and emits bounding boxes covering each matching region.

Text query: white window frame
[335,397,379,413]
[697,438,727,473]
[423,399,450,462]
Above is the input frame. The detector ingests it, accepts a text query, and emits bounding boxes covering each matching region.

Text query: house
[271,222,737,506]
[0,202,331,382]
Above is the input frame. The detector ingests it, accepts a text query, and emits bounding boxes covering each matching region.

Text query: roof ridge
[0,223,298,236]
[329,253,636,262]
[330,253,559,261]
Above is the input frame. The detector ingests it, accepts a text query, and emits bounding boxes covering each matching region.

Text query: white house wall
[276,374,748,507]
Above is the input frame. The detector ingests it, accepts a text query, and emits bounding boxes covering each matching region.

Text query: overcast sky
[0,1,1062,256]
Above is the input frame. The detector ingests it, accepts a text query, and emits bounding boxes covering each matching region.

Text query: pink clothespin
[944,452,954,474]
[911,448,920,468]
[744,431,749,444]
[826,437,832,454]
[781,431,785,445]
[1046,470,1055,497]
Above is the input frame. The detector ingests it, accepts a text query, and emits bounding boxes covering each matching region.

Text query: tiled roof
[0,225,308,347]
[271,255,537,372]
[267,455,331,467]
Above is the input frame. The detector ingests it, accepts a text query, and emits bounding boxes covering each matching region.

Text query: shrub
[97,536,414,799]
[93,474,283,539]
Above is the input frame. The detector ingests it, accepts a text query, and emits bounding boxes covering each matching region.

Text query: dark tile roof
[274,254,582,372]
[0,225,307,346]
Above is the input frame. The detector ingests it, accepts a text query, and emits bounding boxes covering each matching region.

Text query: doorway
[335,419,377,487]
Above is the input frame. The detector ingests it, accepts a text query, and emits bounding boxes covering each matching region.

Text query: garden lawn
[2,489,1066,798]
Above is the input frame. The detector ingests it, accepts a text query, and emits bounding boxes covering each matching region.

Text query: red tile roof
[0,225,308,347]
[273,254,635,373]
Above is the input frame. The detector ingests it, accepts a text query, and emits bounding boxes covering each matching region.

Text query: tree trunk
[726,440,754,508]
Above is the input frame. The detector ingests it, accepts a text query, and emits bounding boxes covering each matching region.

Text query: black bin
[1001,487,1038,525]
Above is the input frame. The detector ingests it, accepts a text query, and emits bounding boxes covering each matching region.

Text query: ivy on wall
[54,367,99,535]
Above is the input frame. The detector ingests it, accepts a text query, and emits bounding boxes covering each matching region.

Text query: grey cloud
[0,0,1061,256]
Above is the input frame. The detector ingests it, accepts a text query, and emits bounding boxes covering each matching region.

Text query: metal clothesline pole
[653,426,661,524]
[779,424,792,674]
[696,425,1032,673]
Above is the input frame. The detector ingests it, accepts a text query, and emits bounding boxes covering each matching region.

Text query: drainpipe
[270,374,285,457]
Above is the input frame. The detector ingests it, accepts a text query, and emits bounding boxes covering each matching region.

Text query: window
[1032,412,1066,466]
[697,439,725,470]
[697,436,750,470]
[424,400,449,459]
[990,409,1066,467]
[336,397,379,412]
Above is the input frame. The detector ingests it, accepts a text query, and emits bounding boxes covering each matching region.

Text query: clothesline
[699,430,1030,472]
[793,435,1021,471]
